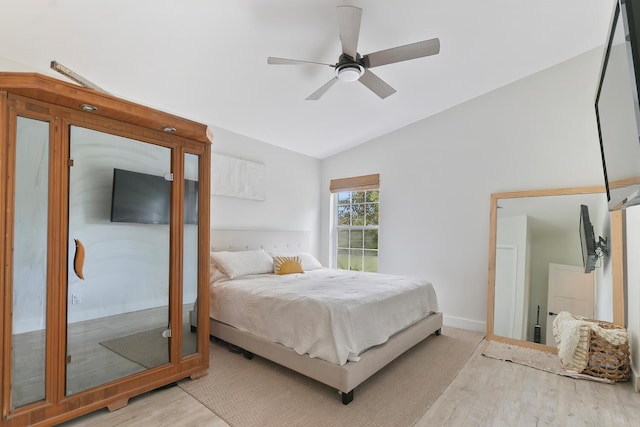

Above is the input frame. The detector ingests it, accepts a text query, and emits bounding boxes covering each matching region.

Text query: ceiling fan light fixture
[336,64,364,82]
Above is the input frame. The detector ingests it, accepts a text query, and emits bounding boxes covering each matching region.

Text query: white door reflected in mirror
[545,263,594,346]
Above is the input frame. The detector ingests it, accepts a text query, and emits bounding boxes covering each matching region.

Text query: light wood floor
[60,338,640,426]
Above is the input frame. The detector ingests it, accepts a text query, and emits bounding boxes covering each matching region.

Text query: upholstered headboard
[210,229,310,253]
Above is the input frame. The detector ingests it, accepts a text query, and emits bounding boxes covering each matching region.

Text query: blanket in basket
[552,311,627,372]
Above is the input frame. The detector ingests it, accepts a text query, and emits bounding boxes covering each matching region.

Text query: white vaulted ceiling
[0,0,613,158]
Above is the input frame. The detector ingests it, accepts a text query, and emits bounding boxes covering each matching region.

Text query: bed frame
[205,229,443,404]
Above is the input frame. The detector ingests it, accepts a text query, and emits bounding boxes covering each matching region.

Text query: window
[330,174,380,272]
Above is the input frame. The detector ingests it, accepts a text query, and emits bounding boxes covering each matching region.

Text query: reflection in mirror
[183,153,199,357]
[12,116,50,409]
[488,187,620,351]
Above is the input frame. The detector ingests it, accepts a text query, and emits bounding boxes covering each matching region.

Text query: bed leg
[435,328,442,336]
[341,390,354,405]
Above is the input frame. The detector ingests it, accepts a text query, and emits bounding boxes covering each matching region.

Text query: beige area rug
[99,326,198,369]
[481,340,614,384]
[177,327,484,427]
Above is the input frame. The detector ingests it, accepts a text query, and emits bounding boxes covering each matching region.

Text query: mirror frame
[486,185,625,352]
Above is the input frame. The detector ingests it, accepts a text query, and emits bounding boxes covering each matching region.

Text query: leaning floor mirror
[486,186,625,352]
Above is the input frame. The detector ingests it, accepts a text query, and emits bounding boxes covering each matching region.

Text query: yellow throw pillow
[273,256,304,275]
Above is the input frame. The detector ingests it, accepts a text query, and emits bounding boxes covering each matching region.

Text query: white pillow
[209,255,230,284]
[267,251,324,271]
[210,250,274,279]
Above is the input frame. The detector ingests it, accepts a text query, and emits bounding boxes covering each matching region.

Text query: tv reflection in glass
[110,168,198,224]
[579,205,608,274]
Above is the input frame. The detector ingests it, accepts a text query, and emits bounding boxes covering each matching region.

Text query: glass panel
[337,192,350,205]
[365,203,379,226]
[351,203,365,226]
[337,230,350,248]
[66,126,171,395]
[352,191,365,204]
[337,205,350,226]
[349,249,364,271]
[337,249,350,270]
[365,190,379,203]
[183,153,199,357]
[11,116,49,408]
[364,250,378,273]
[364,230,378,249]
[350,230,364,248]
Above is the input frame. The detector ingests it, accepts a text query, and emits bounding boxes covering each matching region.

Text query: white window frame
[332,189,379,272]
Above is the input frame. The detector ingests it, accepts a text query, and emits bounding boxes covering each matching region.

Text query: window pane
[337,249,350,269]
[337,230,350,248]
[365,190,379,203]
[365,203,379,226]
[352,203,365,226]
[337,205,350,226]
[350,230,364,248]
[350,249,364,271]
[364,230,378,249]
[338,192,350,205]
[352,191,365,204]
[364,250,378,272]
[334,189,379,273]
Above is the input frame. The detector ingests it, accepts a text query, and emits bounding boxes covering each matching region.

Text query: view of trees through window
[336,190,379,272]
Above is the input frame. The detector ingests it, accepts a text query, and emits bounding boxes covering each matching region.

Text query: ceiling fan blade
[267,57,335,67]
[363,38,440,68]
[358,70,396,99]
[337,5,362,59]
[306,77,338,100]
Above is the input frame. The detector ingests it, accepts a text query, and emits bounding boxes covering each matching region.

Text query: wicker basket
[580,320,630,381]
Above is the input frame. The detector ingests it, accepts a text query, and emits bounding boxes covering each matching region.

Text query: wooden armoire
[0,73,211,426]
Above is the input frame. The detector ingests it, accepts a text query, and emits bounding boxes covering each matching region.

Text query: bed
[202,229,443,404]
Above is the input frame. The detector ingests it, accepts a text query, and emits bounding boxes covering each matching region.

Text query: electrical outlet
[71,293,81,305]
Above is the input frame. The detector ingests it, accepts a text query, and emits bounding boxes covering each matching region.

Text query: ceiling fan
[267,5,440,100]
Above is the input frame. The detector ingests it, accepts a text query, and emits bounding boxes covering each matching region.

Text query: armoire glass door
[183,153,199,357]
[10,116,50,409]
[65,126,172,395]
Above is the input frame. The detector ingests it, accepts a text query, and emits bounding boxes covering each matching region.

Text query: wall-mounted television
[595,0,640,210]
[110,168,198,224]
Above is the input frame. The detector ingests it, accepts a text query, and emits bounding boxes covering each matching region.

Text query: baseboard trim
[444,315,486,333]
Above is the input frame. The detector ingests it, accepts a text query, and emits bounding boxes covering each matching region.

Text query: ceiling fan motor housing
[335,53,365,82]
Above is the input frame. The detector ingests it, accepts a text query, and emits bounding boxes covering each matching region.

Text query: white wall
[209,126,322,256]
[625,206,640,391]
[321,48,606,331]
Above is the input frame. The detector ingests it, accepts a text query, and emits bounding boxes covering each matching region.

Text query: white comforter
[209,268,438,365]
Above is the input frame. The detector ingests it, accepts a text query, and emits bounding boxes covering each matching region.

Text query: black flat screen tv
[595,0,640,210]
[579,204,598,274]
[110,168,198,224]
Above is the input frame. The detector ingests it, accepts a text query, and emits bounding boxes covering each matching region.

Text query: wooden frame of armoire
[0,72,211,426]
